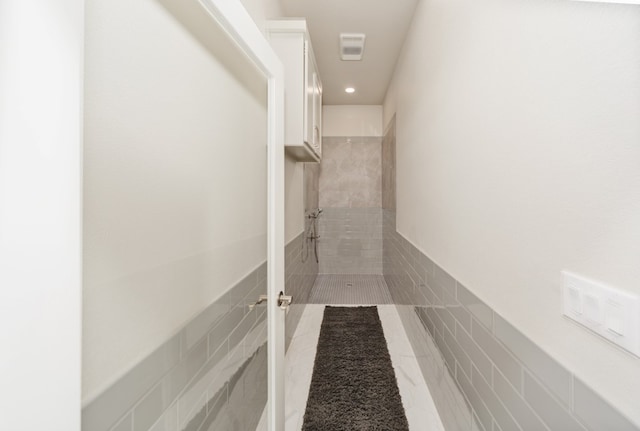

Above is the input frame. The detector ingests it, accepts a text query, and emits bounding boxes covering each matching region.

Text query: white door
[199,1,288,430]
[0,1,286,430]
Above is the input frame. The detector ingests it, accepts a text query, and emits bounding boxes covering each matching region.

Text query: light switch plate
[583,294,602,324]
[567,285,582,315]
[562,271,640,357]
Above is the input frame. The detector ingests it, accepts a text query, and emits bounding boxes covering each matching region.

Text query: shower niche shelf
[267,19,322,162]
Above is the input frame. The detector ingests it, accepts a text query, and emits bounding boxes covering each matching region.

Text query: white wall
[240,0,285,33]
[83,0,273,402]
[323,105,383,137]
[382,80,397,134]
[284,158,305,242]
[385,0,640,423]
[0,0,83,429]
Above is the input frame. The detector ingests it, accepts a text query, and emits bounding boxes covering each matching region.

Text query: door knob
[249,294,268,310]
[249,292,293,311]
[278,291,293,310]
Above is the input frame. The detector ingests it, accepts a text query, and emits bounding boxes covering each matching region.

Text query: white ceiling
[280,0,419,105]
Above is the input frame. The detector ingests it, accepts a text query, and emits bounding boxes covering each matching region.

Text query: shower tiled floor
[280,304,444,431]
[308,274,393,304]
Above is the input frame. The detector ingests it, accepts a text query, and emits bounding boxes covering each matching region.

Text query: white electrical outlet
[562,271,640,357]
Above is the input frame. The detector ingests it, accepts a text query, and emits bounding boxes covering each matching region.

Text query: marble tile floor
[257,304,444,431]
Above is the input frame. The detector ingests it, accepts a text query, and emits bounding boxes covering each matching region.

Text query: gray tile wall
[318,207,383,274]
[83,232,317,431]
[319,136,382,208]
[383,210,639,431]
[285,228,318,350]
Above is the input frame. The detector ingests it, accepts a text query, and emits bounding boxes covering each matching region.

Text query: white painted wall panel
[385,0,640,425]
[0,0,83,429]
[284,157,305,242]
[323,105,383,137]
[83,0,271,402]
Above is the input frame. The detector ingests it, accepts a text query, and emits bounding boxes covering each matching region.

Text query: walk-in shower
[305,123,394,306]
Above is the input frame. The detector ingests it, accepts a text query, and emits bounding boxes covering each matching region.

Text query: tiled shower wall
[319,136,382,208]
[383,210,638,431]
[82,233,317,431]
[317,207,383,274]
[317,136,383,274]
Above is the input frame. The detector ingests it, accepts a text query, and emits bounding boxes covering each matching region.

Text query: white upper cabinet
[267,20,322,162]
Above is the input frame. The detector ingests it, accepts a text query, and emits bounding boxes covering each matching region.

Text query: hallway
[3,0,640,430]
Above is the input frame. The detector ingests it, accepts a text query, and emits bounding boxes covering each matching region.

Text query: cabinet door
[312,72,322,157]
[303,40,314,147]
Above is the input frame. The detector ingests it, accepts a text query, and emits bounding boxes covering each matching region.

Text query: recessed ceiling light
[345,87,355,94]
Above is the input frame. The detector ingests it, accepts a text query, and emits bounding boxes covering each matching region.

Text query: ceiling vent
[340,33,366,61]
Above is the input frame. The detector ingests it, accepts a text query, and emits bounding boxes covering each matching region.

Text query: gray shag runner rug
[302,306,410,431]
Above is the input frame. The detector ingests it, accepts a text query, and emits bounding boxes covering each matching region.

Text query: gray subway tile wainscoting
[383,209,638,431]
[285,229,318,350]
[82,232,317,431]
